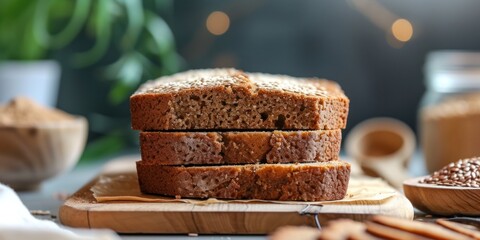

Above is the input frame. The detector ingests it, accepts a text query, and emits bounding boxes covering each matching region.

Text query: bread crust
[136,161,351,201]
[130,69,349,130]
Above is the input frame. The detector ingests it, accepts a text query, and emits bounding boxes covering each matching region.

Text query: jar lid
[425,50,480,92]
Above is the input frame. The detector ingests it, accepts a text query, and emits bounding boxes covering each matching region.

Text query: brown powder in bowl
[0,97,75,126]
[419,157,480,188]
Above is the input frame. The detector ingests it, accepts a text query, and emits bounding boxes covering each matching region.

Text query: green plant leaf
[80,134,125,163]
[22,5,45,59]
[104,52,143,85]
[104,52,151,104]
[0,0,33,24]
[33,0,53,48]
[73,0,112,67]
[144,11,175,56]
[0,0,46,59]
[120,0,144,51]
[50,0,92,48]
[108,82,134,105]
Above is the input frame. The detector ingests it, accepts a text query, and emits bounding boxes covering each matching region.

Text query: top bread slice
[130,68,349,130]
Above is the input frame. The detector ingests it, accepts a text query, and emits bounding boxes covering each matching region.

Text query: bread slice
[130,68,349,131]
[136,161,351,201]
[140,130,341,165]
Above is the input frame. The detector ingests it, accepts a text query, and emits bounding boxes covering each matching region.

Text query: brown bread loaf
[140,130,341,165]
[130,68,349,131]
[136,160,351,201]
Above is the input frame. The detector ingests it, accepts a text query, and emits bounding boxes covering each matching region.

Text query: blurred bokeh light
[206,11,230,36]
[392,19,413,42]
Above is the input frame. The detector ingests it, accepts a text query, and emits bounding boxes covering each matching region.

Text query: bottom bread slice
[136,161,351,201]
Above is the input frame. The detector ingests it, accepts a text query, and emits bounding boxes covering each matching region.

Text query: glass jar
[420,50,480,173]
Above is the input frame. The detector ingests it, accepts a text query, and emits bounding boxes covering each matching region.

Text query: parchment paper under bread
[91,173,397,205]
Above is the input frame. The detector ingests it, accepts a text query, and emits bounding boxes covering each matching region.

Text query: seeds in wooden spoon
[419,157,480,188]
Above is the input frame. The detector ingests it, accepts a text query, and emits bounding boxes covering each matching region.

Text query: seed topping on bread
[134,68,336,97]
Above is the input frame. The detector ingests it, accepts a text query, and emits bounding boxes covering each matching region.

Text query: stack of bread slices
[130,68,351,201]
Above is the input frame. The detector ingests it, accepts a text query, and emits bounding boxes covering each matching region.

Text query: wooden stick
[436,219,480,240]
[269,226,320,240]
[320,219,376,240]
[371,215,472,240]
[365,221,431,240]
[349,230,381,240]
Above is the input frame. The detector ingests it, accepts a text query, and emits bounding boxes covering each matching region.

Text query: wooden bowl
[403,176,480,216]
[0,117,88,190]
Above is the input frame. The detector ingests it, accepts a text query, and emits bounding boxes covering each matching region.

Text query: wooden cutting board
[59,160,414,234]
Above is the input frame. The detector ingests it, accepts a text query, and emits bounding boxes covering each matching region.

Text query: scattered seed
[30,210,51,216]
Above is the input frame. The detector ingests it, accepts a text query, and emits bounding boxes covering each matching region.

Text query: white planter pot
[0,60,61,107]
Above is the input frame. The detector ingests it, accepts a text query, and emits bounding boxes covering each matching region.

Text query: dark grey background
[57,0,480,145]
